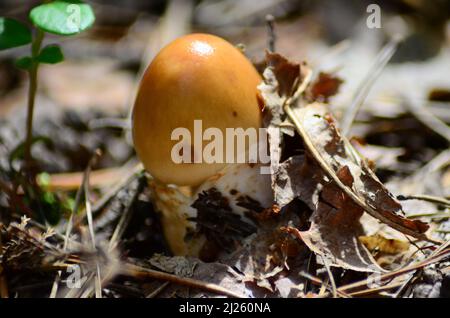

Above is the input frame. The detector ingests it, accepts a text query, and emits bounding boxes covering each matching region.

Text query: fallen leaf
[359,234,410,255]
[292,103,429,237]
[257,52,304,189]
[308,72,343,102]
[257,52,430,272]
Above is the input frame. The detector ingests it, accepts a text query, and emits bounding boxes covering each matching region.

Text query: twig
[348,281,405,297]
[39,167,130,192]
[146,281,170,298]
[123,263,246,298]
[265,14,276,52]
[338,245,450,293]
[341,35,401,135]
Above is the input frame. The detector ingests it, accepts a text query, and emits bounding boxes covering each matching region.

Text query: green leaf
[29,1,95,36]
[0,17,32,50]
[37,44,64,64]
[37,172,51,188]
[15,56,33,70]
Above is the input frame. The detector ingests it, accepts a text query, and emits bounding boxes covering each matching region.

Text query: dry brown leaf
[293,103,429,236]
[359,234,410,255]
[308,72,343,102]
[258,51,430,272]
[258,52,304,191]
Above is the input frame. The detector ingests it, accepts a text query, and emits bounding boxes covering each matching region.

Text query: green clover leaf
[37,44,64,64]
[0,17,32,50]
[30,1,95,36]
[15,56,34,70]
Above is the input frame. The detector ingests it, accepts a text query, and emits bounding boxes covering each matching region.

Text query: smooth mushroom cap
[132,33,263,186]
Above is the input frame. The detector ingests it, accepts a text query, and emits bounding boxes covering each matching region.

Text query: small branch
[348,281,405,297]
[265,14,276,52]
[338,245,450,293]
[146,281,170,298]
[123,263,246,298]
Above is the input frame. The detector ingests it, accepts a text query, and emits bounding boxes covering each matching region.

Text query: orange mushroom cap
[132,33,262,186]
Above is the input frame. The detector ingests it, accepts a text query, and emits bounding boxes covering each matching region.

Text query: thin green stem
[24,29,44,170]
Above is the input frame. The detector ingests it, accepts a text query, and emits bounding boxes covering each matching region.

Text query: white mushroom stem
[149,163,273,256]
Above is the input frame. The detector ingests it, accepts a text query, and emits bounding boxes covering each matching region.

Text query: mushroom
[132,33,271,256]
[132,33,263,186]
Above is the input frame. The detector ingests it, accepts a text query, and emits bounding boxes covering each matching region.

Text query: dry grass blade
[398,194,450,208]
[146,282,170,298]
[84,150,102,251]
[338,245,450,293]
[50,151,103,298]
[298,271,350,298]
[321,256,337,298]
[341,36,401,135]
[348,281,405,297]
[83,151,103,298]
[123,263,246,298]
[284,104,432,242]
[92,162,143,214]
[108,174,146,251]
[403,95,450,143]
[415,149,450,178]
